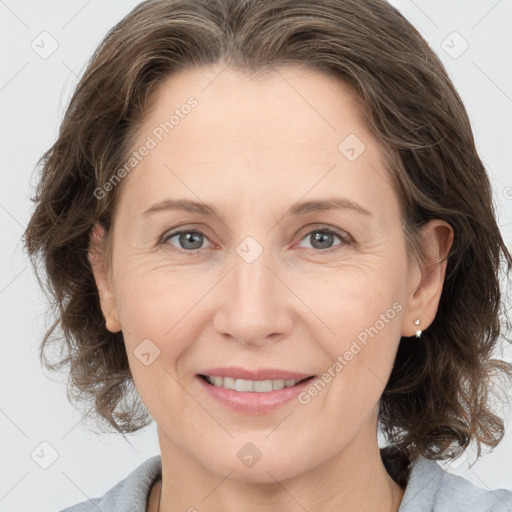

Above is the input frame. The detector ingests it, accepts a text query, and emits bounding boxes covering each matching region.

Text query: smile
[199,375,311,392]
[196,371,316,414]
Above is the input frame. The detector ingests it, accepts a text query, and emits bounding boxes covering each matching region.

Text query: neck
[153,420,405,512]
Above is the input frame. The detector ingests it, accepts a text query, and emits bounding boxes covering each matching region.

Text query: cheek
[302,254,406,341]
[298,255,406,402]
[112,258,220,400]
[112,262,203,420]
[114,232,407,363]
[113,256,207,336]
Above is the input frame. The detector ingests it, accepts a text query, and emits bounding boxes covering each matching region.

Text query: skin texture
[89,64,453,512]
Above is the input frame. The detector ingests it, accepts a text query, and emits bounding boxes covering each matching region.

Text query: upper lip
[198,367,314,381]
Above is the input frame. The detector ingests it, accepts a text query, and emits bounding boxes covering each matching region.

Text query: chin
[212,459,306,484]
[195,438,319,484]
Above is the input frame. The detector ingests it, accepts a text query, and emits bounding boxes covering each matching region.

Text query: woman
[23,0,512,511]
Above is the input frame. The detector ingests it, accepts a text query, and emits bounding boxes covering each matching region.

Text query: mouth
[198,374,314,392]
[195,370,316,414]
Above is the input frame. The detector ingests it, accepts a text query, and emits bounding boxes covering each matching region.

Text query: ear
[88,222,122,333]
[401,219,454,337]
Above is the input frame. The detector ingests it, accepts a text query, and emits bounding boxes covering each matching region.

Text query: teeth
[271,379,284,390]
[223,376,236,390]
[253,379,272,392]
[203,375,301,392]
[235,378,254,392]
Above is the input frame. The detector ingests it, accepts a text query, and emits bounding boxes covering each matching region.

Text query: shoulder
[57,455,162,512]
[399,456,512,512]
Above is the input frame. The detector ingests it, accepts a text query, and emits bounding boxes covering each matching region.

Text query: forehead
[142,63,369,146]
[118,64,396,220]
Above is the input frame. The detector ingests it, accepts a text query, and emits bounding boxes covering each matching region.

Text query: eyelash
[158,225,352,256]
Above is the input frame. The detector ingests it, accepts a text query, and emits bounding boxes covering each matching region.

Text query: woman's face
[91,64,446,482]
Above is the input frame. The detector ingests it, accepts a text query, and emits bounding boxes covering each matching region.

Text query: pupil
[312,231,333,249]
[181,232,202,250]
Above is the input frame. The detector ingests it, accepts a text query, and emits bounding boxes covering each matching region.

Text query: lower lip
[196,375,314,414]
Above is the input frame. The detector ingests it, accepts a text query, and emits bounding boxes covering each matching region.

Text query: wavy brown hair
[23,0,512,480]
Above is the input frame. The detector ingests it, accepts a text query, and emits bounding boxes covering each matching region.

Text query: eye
[296,226,351,253]
[159,225,351,256]
[160,229,212,254]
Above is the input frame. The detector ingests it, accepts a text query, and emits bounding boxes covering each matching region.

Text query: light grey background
[0,1,511,510]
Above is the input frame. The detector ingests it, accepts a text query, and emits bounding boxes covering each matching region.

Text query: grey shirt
[59,453,512,511]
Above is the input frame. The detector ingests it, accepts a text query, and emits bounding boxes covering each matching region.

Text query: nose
[212,246,295,346]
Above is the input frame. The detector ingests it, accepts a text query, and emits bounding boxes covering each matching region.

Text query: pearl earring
[414,318,422,338]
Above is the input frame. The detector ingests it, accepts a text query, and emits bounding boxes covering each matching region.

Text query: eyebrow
[142,197,372,220]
